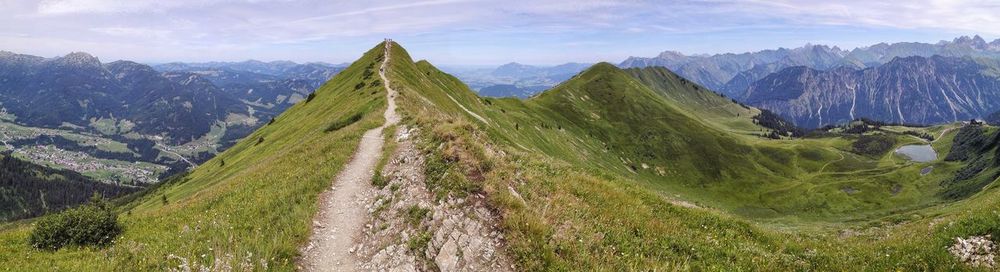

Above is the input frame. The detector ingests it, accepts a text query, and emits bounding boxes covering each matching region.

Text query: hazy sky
[2,0,999,65]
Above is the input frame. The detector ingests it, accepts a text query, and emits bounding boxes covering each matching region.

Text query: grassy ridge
[394,59,954,222]
[623,66,762,134]
[383,43,999,270]
[0,43,389,270]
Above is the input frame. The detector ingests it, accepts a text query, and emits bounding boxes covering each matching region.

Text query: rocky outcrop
[358,127,513,272]
[949,235,996,269]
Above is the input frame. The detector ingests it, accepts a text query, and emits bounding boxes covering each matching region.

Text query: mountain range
[449,36,1000,129]
[617,35,1000,128]
[743,55,1000,128]
[153,60,345,110]
[622,44,851,96]
[621,35,1000,98]
[0,51,246,143]
[443,62,591,98]
[0,51,344,143]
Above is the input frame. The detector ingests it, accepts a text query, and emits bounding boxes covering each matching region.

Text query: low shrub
[28,195,122,250]
[372,169,388,188]
[903,130,934,141]
[404,205,430,226]
[324,112,364,132]
[851,134,896,157]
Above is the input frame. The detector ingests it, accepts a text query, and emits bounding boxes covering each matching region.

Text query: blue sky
[1,0,998,65]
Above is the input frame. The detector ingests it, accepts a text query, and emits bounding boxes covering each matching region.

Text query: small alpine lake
[895,144,937,163]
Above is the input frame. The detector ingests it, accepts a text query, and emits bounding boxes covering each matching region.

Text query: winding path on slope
[299,40,399,272]
[934,126,958,143]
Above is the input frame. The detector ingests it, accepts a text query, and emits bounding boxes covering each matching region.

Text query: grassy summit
[2,42,999,271]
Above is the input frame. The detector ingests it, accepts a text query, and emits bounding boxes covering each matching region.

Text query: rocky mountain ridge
[621,35,1000,98]
[742,55,1000,128]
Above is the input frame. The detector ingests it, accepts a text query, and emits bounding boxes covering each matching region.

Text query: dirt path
[934,126,958,143]
[299,40,399,272]
[815,150,847,175]
[445,93,489,124]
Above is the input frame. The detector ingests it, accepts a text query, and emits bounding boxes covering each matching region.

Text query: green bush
[324,112,364,132]
[28,195,122,250]
[372,169,388,188]
[851,134,896,157]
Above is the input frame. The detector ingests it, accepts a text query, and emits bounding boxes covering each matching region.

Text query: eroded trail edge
[299,40,399,271]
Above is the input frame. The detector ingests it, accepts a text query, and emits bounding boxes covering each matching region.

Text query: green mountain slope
[383,43,1000,270]
[623,66,761,134]
[389,56,953,222]
[2,41,999,271]
[0,43,389,270]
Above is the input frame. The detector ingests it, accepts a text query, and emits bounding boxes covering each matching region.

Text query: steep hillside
[623,66,761,134]
[744,56,1000,128]
[939,125,1000,199]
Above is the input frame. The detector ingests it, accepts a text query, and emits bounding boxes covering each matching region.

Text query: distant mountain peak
[269,60,297,65]
[241,60,268,65]
[105,60,159,79]
[498,62,527,67]
[590,62,617,70]
[57,52,101,67]
[656,50,687,59]
[953,35,990,50]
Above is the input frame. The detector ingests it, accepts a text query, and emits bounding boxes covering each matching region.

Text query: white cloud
[35,0,287,14]
[90,27,171,39]
[724,0,1000,35]
[38,0,172,14]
